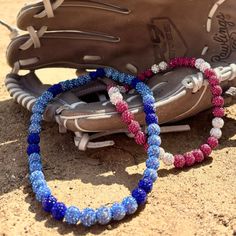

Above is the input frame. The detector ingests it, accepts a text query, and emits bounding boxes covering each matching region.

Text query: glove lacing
[182,64,236,93]
[34,0,64,18]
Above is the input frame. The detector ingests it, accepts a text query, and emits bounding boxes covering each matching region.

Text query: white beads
[210,128,222,139]
[151,64,160,74]
[159,147,165,159]
[199,62,211,73]
[212,117,224,129]
[110,92,123,105]
[151,61,168,74]
[108,87,119,96]
[195,58,205,69]
[108,86,124,105]
[159,61,168,71]
[162,152,175,166]
[195,58,211,72]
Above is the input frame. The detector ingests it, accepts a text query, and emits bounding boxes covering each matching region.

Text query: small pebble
[107,225,112,230]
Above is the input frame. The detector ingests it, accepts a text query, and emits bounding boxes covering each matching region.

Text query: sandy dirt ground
[0,1,236,236]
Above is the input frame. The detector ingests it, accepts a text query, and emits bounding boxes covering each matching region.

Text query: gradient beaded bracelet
[108,57,224,168]
[27,68,162,227]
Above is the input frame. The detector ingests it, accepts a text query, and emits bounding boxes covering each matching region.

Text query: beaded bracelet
[27,68,162,227]
[110,57,224,168]
[107,84,149,150]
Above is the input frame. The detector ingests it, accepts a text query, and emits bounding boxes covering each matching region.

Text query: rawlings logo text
[212,12,236,62]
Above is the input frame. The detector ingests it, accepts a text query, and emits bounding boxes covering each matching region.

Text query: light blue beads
[79,75,92,85]
[80,208,97,227]
[65,206,81,225]
[68,79,79,88]
[29,171,44,184]
[69,79,79,88]
[143,94,155,104]
[136,82,153,97]
[117,72,126,83]
[147,145,160,158]
[32,102,45,114]
[148,135,162,146]
[147,124,161,136]
[144,168,158,182]
[146,157,160,170]
[111,203,126,221]
[30,113,42,123]
[112,70,121,82]
[96,207,112,225]
[124,75,135,85]
[29,123,41,134]
[38,91,54,106]
[32,179,46,193]
[104,68,136,86]
[104,68,114,78]
[36,185,51,202]
[122,196,138,215]
[29,161,42,173]
[28,153,41,164]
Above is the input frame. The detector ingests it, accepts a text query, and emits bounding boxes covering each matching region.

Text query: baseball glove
[3,0,236,150]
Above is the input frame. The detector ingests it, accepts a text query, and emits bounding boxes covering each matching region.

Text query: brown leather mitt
[3,0,236,150]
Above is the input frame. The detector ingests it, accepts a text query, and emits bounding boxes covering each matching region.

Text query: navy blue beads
[146,113,158,125]
[132,188,147,205]
[42,195,57,212]
[27,144,40,155]
[131,78,140,88]
[51,202,67,221]
[138,178,153,193]
[89,68,105,80]
[143,103,155,114]
[27,133,40,144]
[47,84,63,96]
[95,68,105,78]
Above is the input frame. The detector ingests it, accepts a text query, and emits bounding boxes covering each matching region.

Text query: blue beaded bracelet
[27,68,161,227]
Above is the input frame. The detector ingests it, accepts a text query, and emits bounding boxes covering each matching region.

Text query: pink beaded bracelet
[108,57,225,168]
[107,84,148,151]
